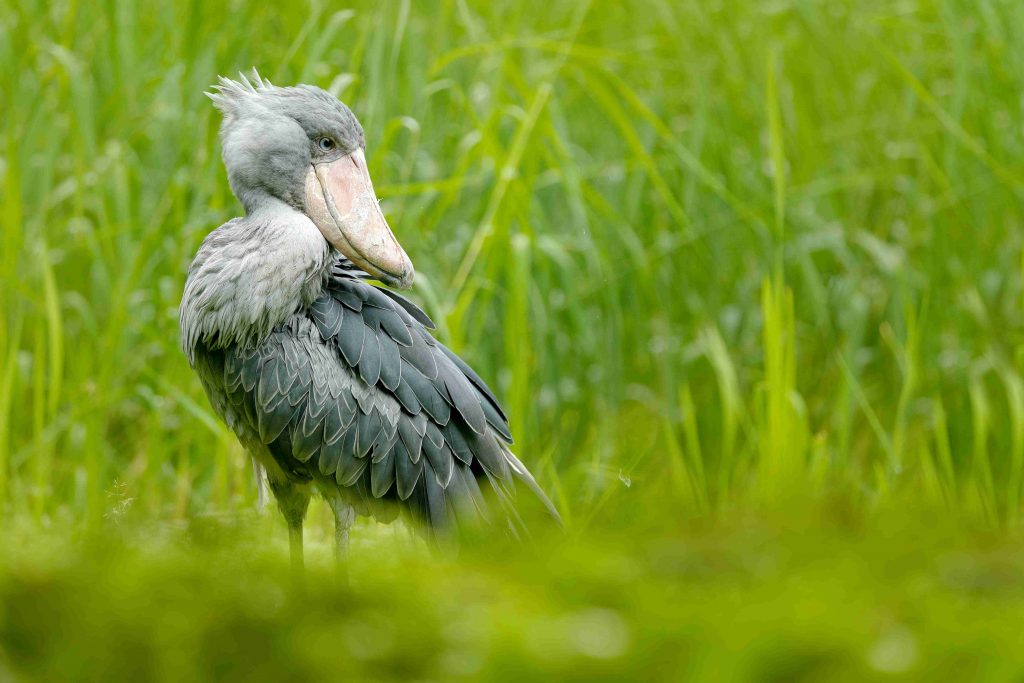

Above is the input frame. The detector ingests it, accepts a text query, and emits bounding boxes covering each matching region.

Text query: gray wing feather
[358,334,382,387]
[336,306,364,366]
[394,439,422,500]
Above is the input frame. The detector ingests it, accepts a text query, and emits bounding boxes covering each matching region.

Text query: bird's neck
[239,184,304,218]
[180,202,333,363]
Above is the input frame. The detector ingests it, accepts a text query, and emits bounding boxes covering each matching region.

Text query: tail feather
[405,449,561,541]
[501,447,562,526]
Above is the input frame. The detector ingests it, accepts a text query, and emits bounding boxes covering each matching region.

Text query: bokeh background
[3,0,1024,680]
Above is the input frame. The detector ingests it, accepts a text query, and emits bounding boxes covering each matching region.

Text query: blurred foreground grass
[3,501,1024,681]
[3,0,1024,679]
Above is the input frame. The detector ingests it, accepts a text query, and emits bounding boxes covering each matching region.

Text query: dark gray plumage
[180,71,558,573]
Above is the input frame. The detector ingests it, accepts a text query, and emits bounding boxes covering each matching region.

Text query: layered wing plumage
[206,265,558,535]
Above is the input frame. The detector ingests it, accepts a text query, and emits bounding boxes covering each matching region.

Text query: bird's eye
[318,137,335,152]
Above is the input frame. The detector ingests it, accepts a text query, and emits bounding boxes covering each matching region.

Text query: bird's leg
[288,520,304,581]
[252,461,268,512]
[269,479,311,588]
[327,496,356,578]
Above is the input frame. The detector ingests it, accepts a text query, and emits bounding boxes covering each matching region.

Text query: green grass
[3,0,1024,679]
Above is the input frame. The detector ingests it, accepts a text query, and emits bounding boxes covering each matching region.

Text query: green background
[2,0,1024,680]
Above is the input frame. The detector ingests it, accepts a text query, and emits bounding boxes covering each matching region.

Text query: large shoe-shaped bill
[305,148,414,289]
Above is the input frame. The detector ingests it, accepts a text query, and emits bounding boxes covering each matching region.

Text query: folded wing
[216,265,560,536]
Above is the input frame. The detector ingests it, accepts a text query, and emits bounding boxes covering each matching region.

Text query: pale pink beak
[304,148,414,289]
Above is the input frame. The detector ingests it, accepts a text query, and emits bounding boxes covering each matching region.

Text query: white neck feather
[180,202,332,363]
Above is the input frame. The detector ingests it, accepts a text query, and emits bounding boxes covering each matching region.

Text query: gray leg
[252,461,268,511]
[327,497,356,578]
[288,521,304,581]
[269,479,311,588]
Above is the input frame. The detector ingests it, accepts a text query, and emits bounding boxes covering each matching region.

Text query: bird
[180,71,559,577]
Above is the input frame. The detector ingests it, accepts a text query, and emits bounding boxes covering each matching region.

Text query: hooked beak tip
[391,266,415,290]
[375,262,414,290]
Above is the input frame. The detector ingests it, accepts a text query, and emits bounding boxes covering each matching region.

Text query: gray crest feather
[206,68,274,118]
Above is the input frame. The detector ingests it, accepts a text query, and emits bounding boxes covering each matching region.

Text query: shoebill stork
[180,72,558,574]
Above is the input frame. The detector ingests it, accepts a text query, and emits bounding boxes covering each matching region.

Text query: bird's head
[208,70,414,289]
